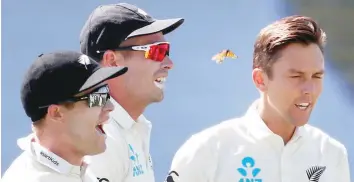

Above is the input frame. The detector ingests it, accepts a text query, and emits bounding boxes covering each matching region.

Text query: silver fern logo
[306,166,326,182]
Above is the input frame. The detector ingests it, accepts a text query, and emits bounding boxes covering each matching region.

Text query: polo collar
[243,100,306,141]
[17,134,88,175]
[109,98,151,130]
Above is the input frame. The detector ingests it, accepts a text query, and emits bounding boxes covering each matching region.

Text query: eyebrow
[288,69,325,75]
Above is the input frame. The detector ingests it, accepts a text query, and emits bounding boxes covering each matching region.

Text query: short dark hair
[253,15,327,78]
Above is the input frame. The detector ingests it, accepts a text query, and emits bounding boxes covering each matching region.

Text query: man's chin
[289,110,312,127]
[291,118,309,127]
[148,92,164,104]
[155,94,164,103]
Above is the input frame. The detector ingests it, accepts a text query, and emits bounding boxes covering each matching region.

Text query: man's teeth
[298,103,310,107]
[295,103,310,110]
[96,124,106,136]
[154,77,166,89]
[155,77,166,83]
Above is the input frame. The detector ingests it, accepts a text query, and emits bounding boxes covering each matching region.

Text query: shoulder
[169,117,244,181]
[188,117,245,141]
[2,152,72,182]
[303,124,347,156]
[28,173,73,182]
[3,152,34,178]
[175,117,244,155]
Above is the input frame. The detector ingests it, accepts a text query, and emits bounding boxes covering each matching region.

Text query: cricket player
[1,51,128,182]
[79,3,184,182]
[165,15,351,182]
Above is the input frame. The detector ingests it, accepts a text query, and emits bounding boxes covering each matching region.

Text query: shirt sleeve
[87,135,129,182]
[165,134,217,182]
[333,146,351,182]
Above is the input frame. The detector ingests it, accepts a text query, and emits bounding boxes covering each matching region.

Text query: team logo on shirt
[96,177,109,182]
[128,144,145,177]
[237,156,262,182]
[164,171,179,182]
[306,166,326,182]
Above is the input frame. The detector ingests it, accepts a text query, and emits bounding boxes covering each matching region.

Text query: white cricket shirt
[166,100,351,182]
[86,98,155,182]
[2,134,98,182]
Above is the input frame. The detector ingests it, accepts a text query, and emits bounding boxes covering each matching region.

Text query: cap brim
[127,18,184,39]
[79,66,128,92]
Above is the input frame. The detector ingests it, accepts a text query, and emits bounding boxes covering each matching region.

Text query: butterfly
[211,49,237,64]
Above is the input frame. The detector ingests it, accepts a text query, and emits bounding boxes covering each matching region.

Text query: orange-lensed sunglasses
[97,42,170,62]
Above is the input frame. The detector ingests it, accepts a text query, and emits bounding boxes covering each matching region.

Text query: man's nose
[162,56,174,70]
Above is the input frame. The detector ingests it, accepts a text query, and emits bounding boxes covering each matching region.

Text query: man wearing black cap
[79,2,184,182]
[1,51,128,182]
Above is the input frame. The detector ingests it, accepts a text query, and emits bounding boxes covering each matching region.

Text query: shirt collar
[243,100,306,141]
[17,134,89,175]
[109,98,151,130]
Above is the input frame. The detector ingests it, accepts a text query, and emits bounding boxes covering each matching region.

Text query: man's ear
[46,105,65,122]
[101,50,124,67]
[252,68,269,92]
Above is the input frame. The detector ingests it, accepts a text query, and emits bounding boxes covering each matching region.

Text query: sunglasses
[38,85,111,109]
[97,42,170,62]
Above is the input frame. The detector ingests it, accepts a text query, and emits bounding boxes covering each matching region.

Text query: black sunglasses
[38,85,111,109]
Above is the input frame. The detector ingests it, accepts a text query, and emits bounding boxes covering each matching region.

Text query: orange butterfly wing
[211,49,237,64]
[225,50,237,59]
[212,50,228,64]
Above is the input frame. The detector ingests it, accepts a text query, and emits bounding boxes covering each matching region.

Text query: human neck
[111,92,147,121]
[257,99,296,144]
[34,131,83,166]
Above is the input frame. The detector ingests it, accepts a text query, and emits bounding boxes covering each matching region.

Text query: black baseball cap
[21,50,128,122]
[79,3,184,61]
